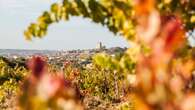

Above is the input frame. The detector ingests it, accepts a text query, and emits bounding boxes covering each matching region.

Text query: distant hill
[0,49,58,56]
[0,47,127,57]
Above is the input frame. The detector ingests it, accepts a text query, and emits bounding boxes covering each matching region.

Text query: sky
[0,0,129,50]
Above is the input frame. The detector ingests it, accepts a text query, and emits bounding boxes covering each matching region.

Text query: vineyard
[0,0,195,110]
[0,55,134,109]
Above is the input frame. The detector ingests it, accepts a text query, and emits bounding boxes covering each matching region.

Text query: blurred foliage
[0,79,19,110]
[0,57,27,109]
[18,57,83,110]
[24,0,136,41]
[157,0,195,30]
[93,52,136,75]
[19,0,195,110]
[24,0,194,41]
[129,0,195,110]
[0,57,27,84]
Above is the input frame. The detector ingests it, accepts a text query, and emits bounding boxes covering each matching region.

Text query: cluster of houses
[1,43,127,69]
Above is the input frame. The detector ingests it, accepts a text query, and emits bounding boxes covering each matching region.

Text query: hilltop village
[0,44,127,69]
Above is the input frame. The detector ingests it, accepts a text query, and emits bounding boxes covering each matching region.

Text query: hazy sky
[0,0,129,50]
